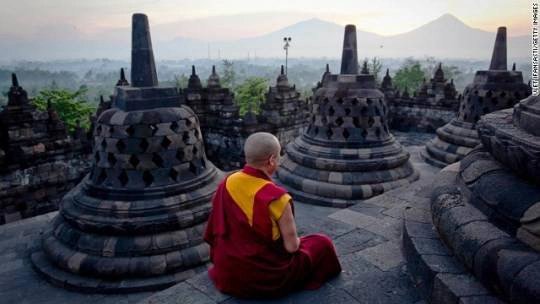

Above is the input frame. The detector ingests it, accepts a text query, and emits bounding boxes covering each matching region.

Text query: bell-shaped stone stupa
[422,27,530,167]
[30,13,223,293]
[276,25,418,208]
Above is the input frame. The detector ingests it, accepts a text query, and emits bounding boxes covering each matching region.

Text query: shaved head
[244,132,281,167]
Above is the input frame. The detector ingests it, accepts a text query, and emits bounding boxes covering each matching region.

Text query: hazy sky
[0,0,531,39]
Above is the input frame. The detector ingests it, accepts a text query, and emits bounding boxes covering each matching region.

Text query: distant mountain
[378,14,528,60]
[0,14,529,62]
[151,12,314,41]
[192,14,527,61]
[157,18,361,59]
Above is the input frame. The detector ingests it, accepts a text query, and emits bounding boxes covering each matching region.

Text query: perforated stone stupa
[184,65,245,170]
[385,64,460,132]
[422,27,530,167]
[30,13,223,293]
[259,65,308,149]
[184,65,307,171]
[407,95,540,304]
[276,25,419,208]
[88,69,127,146]
[0,74,89,224]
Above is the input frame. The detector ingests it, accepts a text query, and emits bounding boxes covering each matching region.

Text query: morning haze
[0,0,531,60]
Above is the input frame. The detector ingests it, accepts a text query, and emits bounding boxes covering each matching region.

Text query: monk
[204,132,342,298]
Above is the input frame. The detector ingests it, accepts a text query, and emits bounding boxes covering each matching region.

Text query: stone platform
[0,132,505,303]
[403,163,506,304]
[415,95,540,304]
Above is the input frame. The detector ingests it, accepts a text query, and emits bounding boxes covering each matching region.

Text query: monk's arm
[277,203,300,253]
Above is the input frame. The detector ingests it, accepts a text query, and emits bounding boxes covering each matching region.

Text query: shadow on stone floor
[0,140,438,304]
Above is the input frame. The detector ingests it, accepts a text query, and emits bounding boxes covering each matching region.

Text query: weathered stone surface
[183,65,242,170]
[276,24,418,207]
[30,13,223,293]
[339,263,421,304]
[452,140,540,254]
[1,133,444,303]
[357,240,404,271]
[401,162,519,304]
[131,13,158,88]
[514,94,540,136]
[259,65,308,150]
[431,274,491,304]
[0,74,91,225]
[332,228,386,255]
[340,25,358,75]
[510,260,540,303]
[477,96,540,185]
[496,247,540,296]
[405,221,438,239]
[489,27,507,71]
[384,63,460,133]
[427,152,540,303]
[459,296,506,304]
[184,65,308,171]
[138,282,216,304]
[423,26,530,168]
[403,205,471,303]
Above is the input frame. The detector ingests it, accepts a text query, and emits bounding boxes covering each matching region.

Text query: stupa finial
[340,25,359,74]
[11,73,19,87]
[489,26,507,70]
[131,13,158,87]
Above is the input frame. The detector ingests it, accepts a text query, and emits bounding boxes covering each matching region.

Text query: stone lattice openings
[422,27,530,167]
[30,13,223,293]
[276,25,419,208]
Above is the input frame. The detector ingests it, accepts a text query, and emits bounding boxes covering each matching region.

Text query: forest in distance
[0,56,533,132]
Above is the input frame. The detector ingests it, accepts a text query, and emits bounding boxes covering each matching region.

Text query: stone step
[402,199,505,304]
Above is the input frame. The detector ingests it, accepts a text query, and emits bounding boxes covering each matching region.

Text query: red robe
[204,166,342,298]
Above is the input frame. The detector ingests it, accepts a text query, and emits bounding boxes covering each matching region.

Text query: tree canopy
[366,57,383,83]
[392,59,427,92]
[234,77,268,115]
[33,88,96,132]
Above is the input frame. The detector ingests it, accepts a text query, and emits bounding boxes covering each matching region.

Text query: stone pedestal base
[277,136,419,208]
[422,119,479,168]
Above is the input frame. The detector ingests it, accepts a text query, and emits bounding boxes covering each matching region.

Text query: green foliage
[0,91,6,106]
[367,57,383,82]
[33,88,96,132]
[441,65,461,81]
[174,73,189,89]
[234,77,268,115]
[222,60,236,89]
[423,56,439,76]
[302,89,313,99]
[393,58,427,92]
[423,56,461,81]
